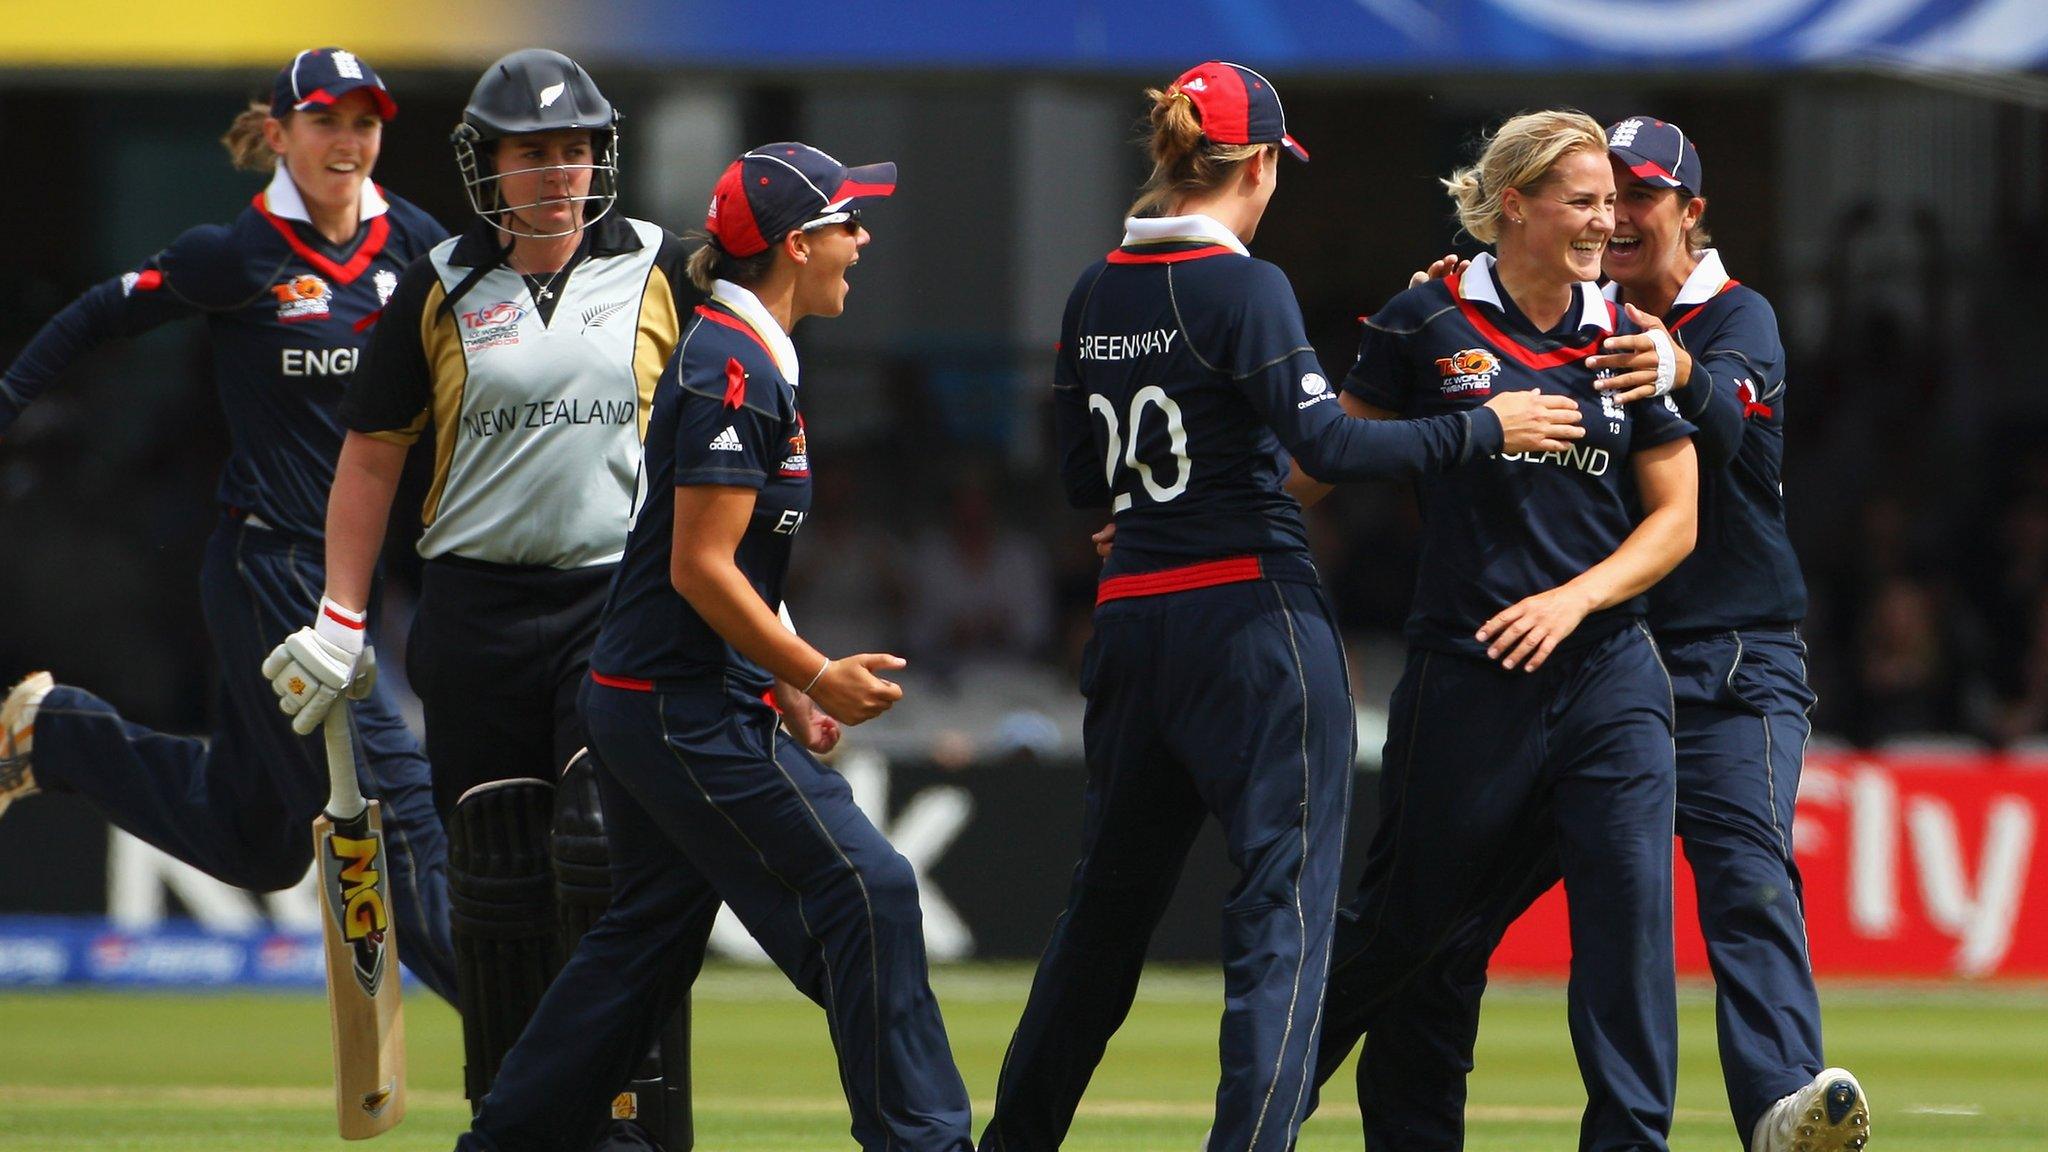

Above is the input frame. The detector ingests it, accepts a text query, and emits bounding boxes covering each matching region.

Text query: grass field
[2,965,2043,1150]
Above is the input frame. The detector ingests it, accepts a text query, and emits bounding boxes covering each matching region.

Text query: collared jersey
[1605,251,1806,631]
[1344,253,1696,659]
[341,214,693,569]
[0,173,445,539]
[1055,215,1496,591]
[589,293,812,694]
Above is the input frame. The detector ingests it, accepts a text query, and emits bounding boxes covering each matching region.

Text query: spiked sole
[1790,1072,1871,1152]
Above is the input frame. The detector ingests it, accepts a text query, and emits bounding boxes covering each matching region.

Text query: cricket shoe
[1752,1067,1871,1152]
[0,672,53,819]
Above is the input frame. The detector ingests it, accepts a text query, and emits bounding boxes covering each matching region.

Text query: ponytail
[220,100,279,174]
[1127,86,1268,218]
[684,230,776,295]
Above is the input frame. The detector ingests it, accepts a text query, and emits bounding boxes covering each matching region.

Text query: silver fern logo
[581,300,631,332]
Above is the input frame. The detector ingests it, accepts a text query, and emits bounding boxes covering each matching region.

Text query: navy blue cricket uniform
[1351,251,1818,1148]
[463,281,972,1152]
[1310,253,1694,1152]
[0,172,456,1002]
[981,215,1500,1152]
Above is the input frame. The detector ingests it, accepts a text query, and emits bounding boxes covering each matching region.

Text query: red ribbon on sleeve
[724,358,747,409]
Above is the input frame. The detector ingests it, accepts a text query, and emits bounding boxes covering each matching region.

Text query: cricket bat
[316,709,406,1138]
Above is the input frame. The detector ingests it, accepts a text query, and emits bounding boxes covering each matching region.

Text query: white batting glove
[262,597,367,736]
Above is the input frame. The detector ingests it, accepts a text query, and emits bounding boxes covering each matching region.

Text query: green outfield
[1,965,2041,1150]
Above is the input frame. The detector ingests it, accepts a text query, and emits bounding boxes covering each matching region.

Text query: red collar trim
[1106,244,1236,265]
[694,304,775,357]
[251,192,389,285]
[1669,279,1741,332]
[1444,272,1606,370]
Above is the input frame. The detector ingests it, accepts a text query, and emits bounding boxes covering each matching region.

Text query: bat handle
[323,708,368,822]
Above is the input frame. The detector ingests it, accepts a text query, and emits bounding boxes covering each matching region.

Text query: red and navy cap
[1606,116,1701,196]
[271,47,397,121]
[705,142,898,258]
[1169,61,1309,162]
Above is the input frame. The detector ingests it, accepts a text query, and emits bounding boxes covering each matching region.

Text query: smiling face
[266,88,383,220]
[1502,146,1614,285]
[1605,157,1702,293]
[790,216,870,321]
[491,129,595,237]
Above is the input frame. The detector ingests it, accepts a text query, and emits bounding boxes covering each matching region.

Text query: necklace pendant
[537,287,553,301]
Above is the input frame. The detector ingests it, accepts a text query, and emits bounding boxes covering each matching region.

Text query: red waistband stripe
[590,670,654,692]
[1096,556,1264,605]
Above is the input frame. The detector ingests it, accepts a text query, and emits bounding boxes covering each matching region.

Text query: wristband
[802,657,831,695]
[1647,328,1678,398]
[314,596,367,652]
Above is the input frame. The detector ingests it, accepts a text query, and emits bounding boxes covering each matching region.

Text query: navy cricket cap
[272,47,397,120]
[705,142,897,258]
[1606,115,1700,196]
[1170,61,1309,162]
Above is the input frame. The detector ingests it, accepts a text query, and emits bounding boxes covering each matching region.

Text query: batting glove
[262,598,367,736]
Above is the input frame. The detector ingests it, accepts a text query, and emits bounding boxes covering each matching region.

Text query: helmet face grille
[452,125,622,241]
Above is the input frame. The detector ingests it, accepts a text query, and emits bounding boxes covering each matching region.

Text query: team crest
[1436,348,1501,397]
[1600,386,1627,422]
[373,269,398,307]
[273,274,332,323]
[779,415,811,477]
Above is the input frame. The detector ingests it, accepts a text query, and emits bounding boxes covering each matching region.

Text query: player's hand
[1483,390,1585,455]
[806,653,907,726]
[1590,304,1692,402]
[773,677,842,753]
[1408,253,1469,289]
[263,625,363,735]
[1092,522,1116,559]
[1476,585,1595,673]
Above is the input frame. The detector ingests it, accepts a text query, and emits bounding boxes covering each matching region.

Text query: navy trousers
[461,677,972,1152]
[1314,623,1679,1152]
[981,579,1353,1152]
[28,516,455,1002]
[1327,628,1821,1149]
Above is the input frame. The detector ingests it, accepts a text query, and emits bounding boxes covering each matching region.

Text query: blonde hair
[220,100,280,174]
[1442,109,1607,245]
[1127,86,1271,218]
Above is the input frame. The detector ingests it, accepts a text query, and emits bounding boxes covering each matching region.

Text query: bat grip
[323,709,369,822]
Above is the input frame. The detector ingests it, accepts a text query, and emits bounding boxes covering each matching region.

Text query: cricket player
[1319,117,1869,1152]
[456,141,974,1152]
[0,48,456,1003]
[262,49,694,1147]
[1306,110,1699,1152]
[979,65,1584,1152]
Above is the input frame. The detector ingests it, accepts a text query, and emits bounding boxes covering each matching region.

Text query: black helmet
[452,49,621,239]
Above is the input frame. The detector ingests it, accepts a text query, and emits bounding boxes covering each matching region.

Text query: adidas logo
[708,426,744,452]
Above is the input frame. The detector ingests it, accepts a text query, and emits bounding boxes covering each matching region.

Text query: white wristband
[314,596,367,653]
[802,658,831,695]
[1646,327,1678,398]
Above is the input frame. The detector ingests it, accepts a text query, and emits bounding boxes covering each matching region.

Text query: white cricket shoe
[0,671,53,819]
[1752,1068,1871,1152]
